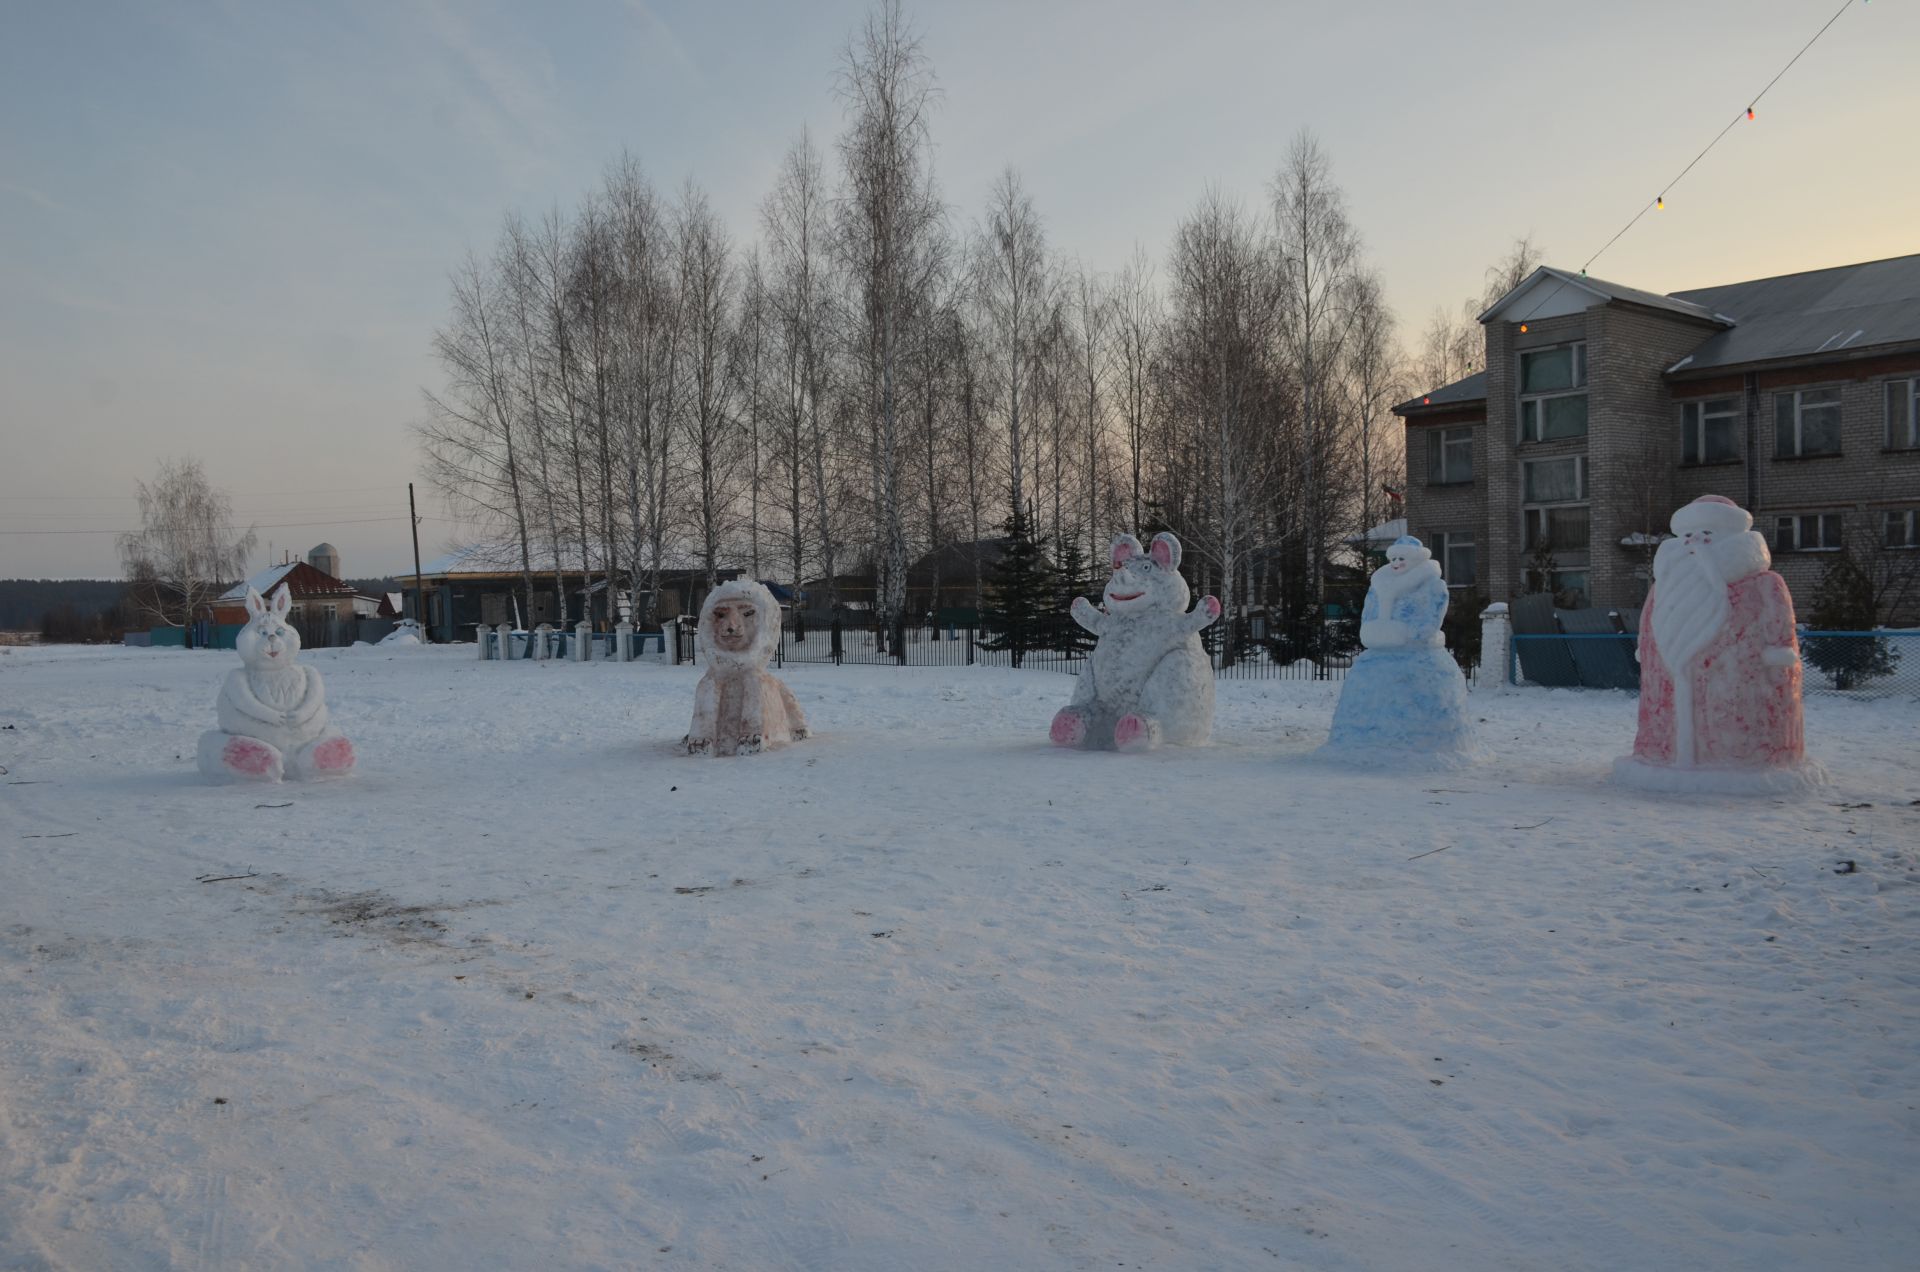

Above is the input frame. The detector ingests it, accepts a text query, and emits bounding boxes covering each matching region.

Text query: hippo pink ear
[1110,534,1142,570]
[1149,532,1180,571]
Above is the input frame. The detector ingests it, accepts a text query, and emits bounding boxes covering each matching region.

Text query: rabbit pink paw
[312,736,355,773]
[223,735,281,779]
[1050,709,1087,747]
[1202,595,1222,619]
[1114,713,1160,752]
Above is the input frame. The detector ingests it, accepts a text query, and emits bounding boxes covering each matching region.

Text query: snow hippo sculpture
[684,579,809,757]
[197,587,355,783]
[1051,531,1221,752]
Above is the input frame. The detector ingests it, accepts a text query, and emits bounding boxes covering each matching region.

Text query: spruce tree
[1051,535,1097,654]
[980,505,1058,668]
[1803,548,1896,691]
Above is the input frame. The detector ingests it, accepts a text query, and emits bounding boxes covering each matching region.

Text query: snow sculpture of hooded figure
[1318,536,1477,764]
[197,587,355,783]
[1050,531,1221,752]
[684,579,809,757]
[1615,495,1821,792]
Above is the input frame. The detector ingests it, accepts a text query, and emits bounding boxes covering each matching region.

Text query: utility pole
[408,483,427,640]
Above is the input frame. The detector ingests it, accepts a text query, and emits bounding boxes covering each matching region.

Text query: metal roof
[1393,370,1487,414]
[1666,253,1920,374]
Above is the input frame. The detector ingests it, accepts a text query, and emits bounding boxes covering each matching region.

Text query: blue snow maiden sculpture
[1318,536,1478,764]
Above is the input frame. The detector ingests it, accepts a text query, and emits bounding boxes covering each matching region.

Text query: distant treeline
[0,579,127,630]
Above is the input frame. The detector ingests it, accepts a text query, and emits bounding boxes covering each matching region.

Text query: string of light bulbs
[1578,0,1866,277]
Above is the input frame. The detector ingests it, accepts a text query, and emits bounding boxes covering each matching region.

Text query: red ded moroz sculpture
[1615,495,1822,792]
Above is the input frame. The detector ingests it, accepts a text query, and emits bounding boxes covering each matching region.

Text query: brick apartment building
[1393,253,1920,621]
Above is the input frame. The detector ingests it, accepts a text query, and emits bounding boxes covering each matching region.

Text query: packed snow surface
[3,644,1918,1271]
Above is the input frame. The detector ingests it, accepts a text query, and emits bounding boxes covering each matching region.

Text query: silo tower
[308,543,342,579]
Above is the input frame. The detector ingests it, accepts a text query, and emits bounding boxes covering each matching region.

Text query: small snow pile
[378,620,424,648]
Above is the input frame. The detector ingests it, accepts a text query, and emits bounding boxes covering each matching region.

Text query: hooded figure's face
[709,599,759,653]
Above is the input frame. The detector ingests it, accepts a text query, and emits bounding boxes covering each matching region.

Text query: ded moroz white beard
[1650,539,1731,673]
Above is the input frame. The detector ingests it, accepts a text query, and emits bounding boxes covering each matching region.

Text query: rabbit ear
[1110,534,1143,570]
[245,588,266,620]
[1149,532,1181,571]
[271,587,291,619]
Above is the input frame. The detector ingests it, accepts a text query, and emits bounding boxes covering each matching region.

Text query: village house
[210,544,385,636]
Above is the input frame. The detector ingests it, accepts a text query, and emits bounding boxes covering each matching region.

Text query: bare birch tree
[1273,130,1364,624]
[835,0,943,629]
[677,182,744,588]
[420,249,539,624]
[605,155,681,625]
[117,458,258,629]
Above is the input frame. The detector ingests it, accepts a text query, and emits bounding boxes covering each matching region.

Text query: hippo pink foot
[1050,709,1088,748]
[1113,713,1162,753]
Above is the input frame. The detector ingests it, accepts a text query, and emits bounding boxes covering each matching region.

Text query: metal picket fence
[676,616,1430,683]
[1509,630,1920,699]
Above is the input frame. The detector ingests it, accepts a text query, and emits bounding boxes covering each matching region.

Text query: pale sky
[3,0,1913,579]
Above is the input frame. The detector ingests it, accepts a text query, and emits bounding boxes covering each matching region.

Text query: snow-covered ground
[2,643,1917,1271]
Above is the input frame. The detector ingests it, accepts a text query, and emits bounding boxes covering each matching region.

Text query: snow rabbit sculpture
[197,587,355,783]
[1051,532,1221,751]
[684,579,809,757]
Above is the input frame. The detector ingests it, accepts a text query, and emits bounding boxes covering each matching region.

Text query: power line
[1581,0,1863,275]
[0,515,469,536]
[0,484,424,502]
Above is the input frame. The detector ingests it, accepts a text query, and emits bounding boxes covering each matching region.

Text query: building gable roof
[1477,266,1727,326]
[216,560,356,604]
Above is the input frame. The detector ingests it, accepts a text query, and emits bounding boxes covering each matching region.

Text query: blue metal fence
[1510,630,1919,698]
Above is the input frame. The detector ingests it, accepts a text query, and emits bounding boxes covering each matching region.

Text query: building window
[1888,379,1920,451]
[1425,427,1473,485]
[1774,387,1842,458]
[1774,512,1844,553]
[1886,509,1919,549]
[1429,531,1477,587]
[1680,397,1739,465]
[1519,342,1588,442]
[1520,455,1590,554]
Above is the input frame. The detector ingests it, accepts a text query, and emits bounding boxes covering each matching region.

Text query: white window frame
[1774,386,1843,458]
[1773,512,1844,553]
[1429,530,1477,588]
[1679,397,1739,465]
[1518,341,1589,443]
[1885,509,1919,550]
[1887,378,1920,451]
[1425,426,1473,485]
